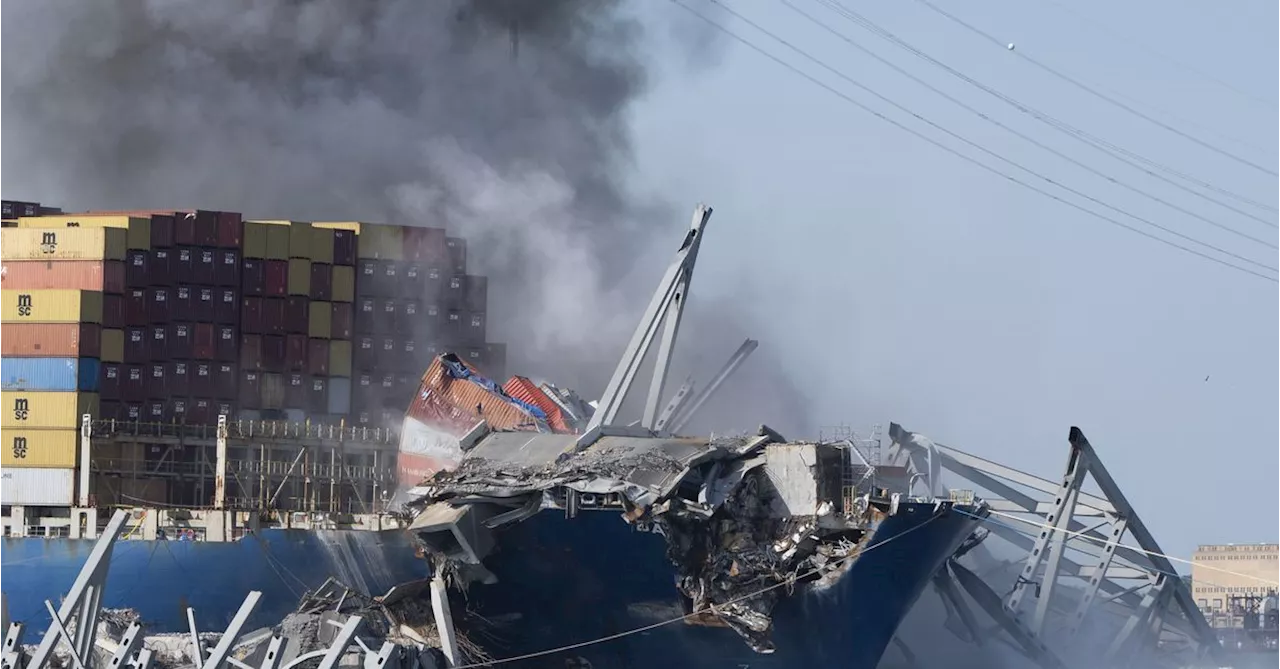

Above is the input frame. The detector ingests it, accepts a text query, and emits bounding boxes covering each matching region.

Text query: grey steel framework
[885,423,1223,667]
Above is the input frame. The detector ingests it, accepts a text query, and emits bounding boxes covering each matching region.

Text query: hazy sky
[626,0,1278,564]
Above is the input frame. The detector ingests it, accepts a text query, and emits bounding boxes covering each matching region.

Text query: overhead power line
[910,0,1279,178]
[669,0,1277,282]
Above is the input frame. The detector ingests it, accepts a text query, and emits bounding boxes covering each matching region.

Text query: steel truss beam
[886,423,1223,666]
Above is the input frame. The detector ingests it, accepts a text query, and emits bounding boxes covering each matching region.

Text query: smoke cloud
[1,0,813,435]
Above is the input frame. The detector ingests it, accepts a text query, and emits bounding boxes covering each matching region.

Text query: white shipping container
[1,467,75,505]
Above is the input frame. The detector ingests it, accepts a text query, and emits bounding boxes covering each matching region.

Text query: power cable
[780,0,1278,253]
[674,0,1278,282]
[812,0,1279,222]
[910,0,1278,178]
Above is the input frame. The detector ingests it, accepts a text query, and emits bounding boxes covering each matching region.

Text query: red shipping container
[169,361,190,396]
[99,364,122,401]
[150,214,175,248]
[215,362,237,399]
[1,323,100,357]
[262,298,285,336]
[147,363,168,399]
[175,248,194,283]
[240,371,262,409]
[193,362,214,397]
[240,296,262,333]
[193,323,215,360]
[174,214,196,246]
[355,298,376,333]
[331,302,353,339]
[146,400,165,422]
[149,325,169,360]
[123,402,144,422]
[333,229,356,266]
[285,334,308,371]
[310,263,332,301]
[148,287,171,323]
[308,377,328,413]
[149,249,174,285]
[216,212,243,248]
[240,334,263,371]
[124,327,148,363]
[286,372,307,409]
[264,260,288,297]
[262,335,286,372]
[195,211,218,247]
[169,322,194,359]
[241,258,265,296]
[125,288,147,326]
[195,248,216,284]
[285,296,309,335]
[125,250,148,287]
[172,286,193,321]
[124,365,145,402]
[103,294,125,328]
[195,287,216,322]
[423,228,447,263]
[308,338,330,376]
[216,326,237,362]
[216,249,240,287]
[216,289,239,324]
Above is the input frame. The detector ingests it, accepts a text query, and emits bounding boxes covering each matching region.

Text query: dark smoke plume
[2,0,813,435]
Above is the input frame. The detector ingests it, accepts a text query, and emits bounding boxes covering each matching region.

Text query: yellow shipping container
[287,259,311,296]
[356,223,404,260]
[309,228,335,264]
[313,221,362,233]
[2,391,100,429]
[243,222,269,259]
[2,428,79,468]
[16,215,150,250]
[0,227,127,261]
[309,301,332,338]
[100,328,125,363]
[1,290,104,324]
[331,265,355,303]
[329,340,353,377]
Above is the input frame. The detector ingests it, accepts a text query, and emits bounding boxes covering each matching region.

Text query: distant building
[1191,543,1279,628]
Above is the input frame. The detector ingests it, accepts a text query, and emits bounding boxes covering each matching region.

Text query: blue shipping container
[328,377,352,415]
[1,357,101,392]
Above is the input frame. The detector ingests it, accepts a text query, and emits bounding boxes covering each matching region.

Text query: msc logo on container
[15,294,32,317]
[40,231,58,253]
[12,436,28,459]
[13,397,29,421]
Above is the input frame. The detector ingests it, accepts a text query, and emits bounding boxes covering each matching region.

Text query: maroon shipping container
[286,372,307,409]
[125,288,147,326]
[169,361,190,396]
[149,249,174,286]
[463,311,485,344]
[241,258,265,296]
[442,275,465,309]
[331,302,353,340]
[216,326,237,362]
[355,373,377,406]
[195,211,218,247]
[189,398,214,425]
[333,229,356,266]
[308,377,328,413]
[262,298,285,336]
[125,250,148,287]
[379,261,398,296]
[215,362,236,399]
[102,294,125,329]
[195,248,216,284]
[174,214,196,246]
[123,365,145,402]
[169,322,194,359]
[148,288,171,323]
[146,400,166,422]
[168,398,188,423]
[239,371,262,409]
[404,227,447,262]
[215,400,234,421]
[401,338,417,358]
[124,327,148,363]
[99,401,122,422]
[150,214,175,248]
[262,335,286,372]
[285,334,308,372]
[123,403,144,422]
[194,287,216,322]
[240,334,262,371]
[264,260,288,297]
[193,362,214,397]
[310,263,332,301]
[379,337,397,370]
[446,237,466,274]
[193,323,215,360]
[240,297,262,334]
[216,249,240,287]
[354,336,375,371]
[172,286,193,322]
[285,296,309,335]
[147,363,168,399]
[355,298,376,333]
[216,212,243,248]
[175,248,194,283]
[357,259,378,296]
[402,263,423,295]
[215,289,238,324]
[400,300,422,334]
[464,275,488,311]
[307,338,329,376]
[99,364,122,401]
[423,267,443,301]
[150,325,169,360]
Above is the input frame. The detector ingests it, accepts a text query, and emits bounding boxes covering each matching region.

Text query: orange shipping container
[1,323,102,358]
[407,354,537,433]
[1,260,125,293]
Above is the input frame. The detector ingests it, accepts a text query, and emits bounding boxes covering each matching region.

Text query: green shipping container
[100,328,124,363]
[329,340,352,377]
[308,301,332,338]
[288,222,312,259]
[309,228,335,264]
[265,224,290,260]
[242,222,269,259]
[331,266,355,303]
[287,259,311,296]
